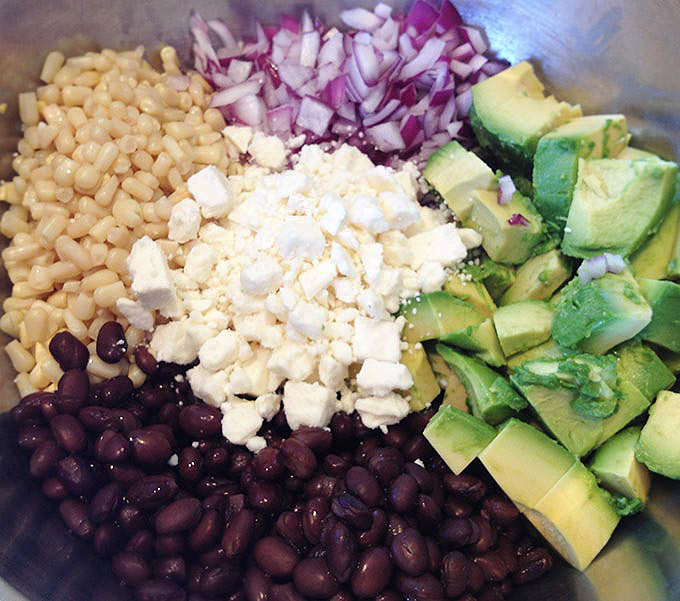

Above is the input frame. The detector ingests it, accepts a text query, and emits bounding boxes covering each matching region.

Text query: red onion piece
[497,175,516,205]
[281,14,300,34]
[340,8,384,32]
[268,105,294,134]
[353,41,380,86]
[232,94,266,126]
[604,253,626,274]
[300,31,321,67]
[578,256,608,283]
[367,121,405,151]
[210,80,263,107]
[458,25,488,54]
[297,96,334,136]
[405,0,439,34]
[227,60,253,83]
[399,38,446,80]
[507,213,530,226]
[363,98,401,127]
[455,89,473,117]
[436,1,463,33]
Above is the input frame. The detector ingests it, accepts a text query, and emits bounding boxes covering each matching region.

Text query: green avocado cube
[470,61,581,172]
[612,341,675,401]
[562,157,678,258]
[464,257,516,301]
[590,426,651,506]
[636,390,680,479]
[638,278,680,352]
[401,344,440,412]
[524,462,620,570]
[533,115,629,233]
[443,273,496,318]
[506,339,566,370]
[423,405,496,475]
[468,189,545,265]
[440,318,506,368]
[492,300,554,357]
[423,141,497,221]
[552,270,652,355]
[479,418,576,508]
[436,344,525,425]
[616,147,658,161]
[499,249,572,305]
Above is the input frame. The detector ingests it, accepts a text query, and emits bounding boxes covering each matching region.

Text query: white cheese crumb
[221,402,263,445]
[283,381,337,430]
[188,166,235,219]
[168,198,202,243]
[357,359,414,396]
[355,394,410,429]
[255,393,281,421]
[223,125,253,154]
[248,131,288,170]
[116,298,154,331]
[128,236,177,310]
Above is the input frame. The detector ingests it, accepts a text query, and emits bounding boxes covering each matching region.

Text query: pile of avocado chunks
[401,61,680,572]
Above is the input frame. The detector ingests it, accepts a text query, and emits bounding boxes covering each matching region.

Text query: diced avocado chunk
[428,350,468,412]
[507,339,565,370]
[464,257,516,301]
[659,349,680,374]
[590,426,651,506]
[613,341,675,401]
[493,300,554,357]
[436,344,525,425]
[523,462,620,571]
[468,189,545,265]
[441,318,506,367]
[423,141,496,221]
[479,418,576,508]
[499,250,571,305]
[533,115,629,232]
[636,390,680,479]
[399,291,485,344]
[552,270,653,355]
[616,147,658,160]
[562,157,678,258]
[401,344,440,412]
[423,405,496,475]
[470,61,582,172]
[444,273,496,318]
[638,278,680,352]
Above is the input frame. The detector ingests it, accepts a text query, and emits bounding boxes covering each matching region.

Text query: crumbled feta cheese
[289,301,327,339]
[333,278,360,303]
[187,365,228,406]
[319,194,348,236]
[356,359,414,396]
[221,402,263,445]
[246,436,267,453]
[380,191,421,230]
[330,242,357,278]
[359,243,383,285]
[283,381,337,430]
[188,166,235,219]
[116,298,154,331]
[184,243,217,284]
[277,217,325,260]
[199,330,240,372]
[458,227,483,249]
[240,258,283,296]
[299,261,337,300]
[319,355,348,389]
[330,340,354,365]
[355,394,410,429]
[168,198,202,243]
[348,195,389,234]
[267,343,317,381]
[418,261,447,293]
[150,322,197,364]
[357,289,385,318]
[128,236,177,310]
[255,393,281,421]
[353,316,402,362]
[409,224,467,269]
[248,131,288,170]
[223,125,253,154]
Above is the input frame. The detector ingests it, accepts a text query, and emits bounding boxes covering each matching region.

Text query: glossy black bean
[391,528,428,576]
[97,321,128,363]
[351,547,393,598]
[95,429,130,463]
[438,518,473,547]
[357,508,388,547]
[11,392,53,424]
[375,591,403,601]
[56,395,87,415]
[345,466,382,506]
[325,520,357,583]
[126,530,155,558]
[496,535,518,573]
[244,566,271,601]
[57,369,90,400]
[250,447,283,480]
[59,498,94,540]
[478,585,504,601]
[322,454,351,477]
[110,463,146,487]
[39,394,59,421]
[96,376,134,408]
[158,402,180,427]
[179,404,223,438]
[89,482,122,523]
[253,536,299,578]
[353,436,379,467]
[154,556,187,584]
[127,475,178,509]
[441,551,470,598]
[113,551,151,586]
[396,572,445,601]
[189,509,222,552]
[367,447,404,485]
[444,498,473,518]
[404,462,433,492]
[415,494,442,532]
[56,455,97,497]
[275,511,307,552]
[42,476,68,500]
[248,480,282,512]
[468,563,485,592]
[200,564,241,596]
[129,428,173,467]
[134,579,187,601]
[293,558,340,599]
[155,534,186,557]
[388,473,419,512]
[30,439,65,478]
[201,446,228,475]
[134,346,158,375]
[227,448,252,477]
[49,331,89,371]
[330,412,354,444]
[382,424,409,447]
[302,496,330,544]
[514,548,552,584]
[198,546,225,568]
[290,426,333,453]
[17,424,51,452]
[179,447,203,482]
[269,583,306,601]
[222,508,255,558]
[475,551,508,582]
[118,505,149,536]
[331,494,372,530]
[78,406,116,432]
[482,496,520,526]
[197,476,240,498]
[93,522,125,557]
[404,406,437,434]
[402,435,432,462]
[470,515,496,553]
[425,537,442,572]
[304,474,338,498]
[155,497,202,534]
[280,438,317,480]
[385,513,409,546]
[443,473,487,504]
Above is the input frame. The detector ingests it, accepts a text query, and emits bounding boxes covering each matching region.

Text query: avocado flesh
[562,157,678,258]
[478,418,576,508]
[631,198,680,279]
[612,341,675,401]
[440,318,506,368]
[552,270,652,355]
[660,349,680,374]
[522,462,620,571]
[423,405,496,475]
[590,426,651,505]
[399,291,486,344]
[423,140,496,221]
[616,147,658,160]
[436,344,525,425]
[401,344,440,411]
[638,278,680,352]
[427,350,468,412]
[506,339,565,370]
[499,249,572,305]
[492,300,554,357]
[470,61,582,172]
[533,115,629,233]
[464,257,516,301]
[636,390,680,479]
[468,189,545,265]
[444,273,496,318]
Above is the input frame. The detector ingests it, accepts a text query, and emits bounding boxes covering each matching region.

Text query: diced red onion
[268,105,294,134]
[280,14,300,34]
[363,98,401,127]
[578,256,608,283]
[318,32,345,66]
[400,83,417,106]
[497,175,516,205]
[400,114,420,147]
[458,25,488,54]
[399,38,446,80]
[604,253,626,274]
[482,60,509,76]
[508,213,530,226]
[278,62,314,89]
[324,74,348,109]
[374,3,393,19]
[340,8,384,32]
[227,60,253,83]
[373,18,400,51]
[300,10,314,34]
[468,54,489,73]
[446,120,464,137]
[455,89,473,117]
[439,94,457,128]
[451,42,475,61]
[232,94,266,126]
[367,121,405,151]
[398,33,418,62]
[207,19,238,51]
[405,0,439,34]
[451,59,473,79]
[353,41,380,86]
[210,80,263,107]
[436,1,463,33]
[297,96,334,136]
[360,81,387,114]
[300,31,321,67]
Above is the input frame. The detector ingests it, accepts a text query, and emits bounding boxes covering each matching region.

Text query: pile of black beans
[12,325,553,601]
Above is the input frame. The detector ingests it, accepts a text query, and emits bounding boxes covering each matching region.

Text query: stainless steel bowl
[1,1,679,599]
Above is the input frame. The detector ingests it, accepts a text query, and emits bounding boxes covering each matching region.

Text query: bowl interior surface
[1,1,680,600]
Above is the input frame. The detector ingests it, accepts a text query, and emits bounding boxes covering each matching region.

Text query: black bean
[11,392,52,424]
[17,424,51,452]
[382,424,409,447]
[96,376,134,407]
[353,436,379,466]
[468,562,485,592]
[325,520,358,583]
[293,557,340,599]
[198,476,239,498]
[496,534,518,573]
[156,534,186,557]
[248,481,283,513]
[222,508,255,558]
[482,496,520,526]
[281,438,317,480]
[388,473,419,512]
[95,429,130,463]
[93,522,125,557]
[322,454,351,477]
[127,475,178,509]
[39,394,59,421]
[441,551,469,597]
[179,447,203,482]
[404,406,438,434]
[346,466,382,507]
[189,509,222,552]
[57,369,90,400]
[385,513,409,546]
[444,498,473,518]
[352,412,371,439]
[290,427,333,453]
[78,406,116,432]
[514,548,552,584]
[30,439,65,478]
[443,473,487,504]
[158,402,180,427]
[57,455,97,497]
[275,511,307,552]
[478,584,504,601]
[186,565,204,593]
[59,498,94,540]
[475,551,508,582]
[179,404,222,438]
[396,572,445,601]
[110,463,146,487]
[358,508,388,547]
[89,482,122,523]
[253,536,299,578]
[154,556,187,584]
[126,530,154,558]
[391,528,428,576]
[97,321,128,363]
[135,346,158,375]
[376,591,403,601]
[200,564,241,596]
[438,518,473,547]
[113,551,151,587]
[244,566,271,601]
[304,474,339,498]
[118,505,149,536]
[155,497,202,534]
[135,579,187,601]
[330,412,354,444]
[49,331,89,371]
[252,446,285,480]
[303,496,330,544]
[269,583,306,601]
[351,547,393,598]
[331,494,372,530]
[402,435,432,462]
[199,546,226,568]
[48,414,84,454]
[404,462,433,492]
[129,428,173,467]
[415,494,442,532]
[42,477,68,500]
[470,515,496,553]
[225,494,247,523]
[367,447,404,485]
[425,537,441,572]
